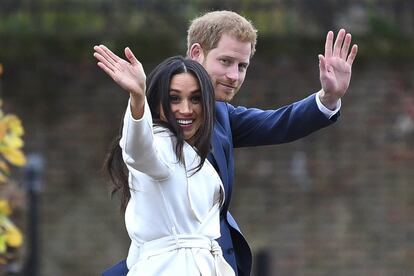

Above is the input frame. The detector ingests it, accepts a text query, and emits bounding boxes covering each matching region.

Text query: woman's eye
[191,96,201,104]
[169,95,180,103]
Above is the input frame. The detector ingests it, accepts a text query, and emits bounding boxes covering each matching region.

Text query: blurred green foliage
[0,0,413,63]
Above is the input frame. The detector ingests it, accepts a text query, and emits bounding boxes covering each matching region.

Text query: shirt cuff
[315,91,341,119]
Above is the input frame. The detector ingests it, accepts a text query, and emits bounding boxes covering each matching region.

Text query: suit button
[227,248,234,254]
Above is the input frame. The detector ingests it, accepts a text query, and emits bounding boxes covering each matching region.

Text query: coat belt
[127,234,235,276]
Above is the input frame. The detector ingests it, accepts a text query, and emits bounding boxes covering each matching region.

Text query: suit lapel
[210,129,228,184]
[209,121,232,214]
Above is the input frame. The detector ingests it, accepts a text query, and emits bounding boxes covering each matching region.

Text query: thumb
[318,54,326,72]
[124,47,139,66]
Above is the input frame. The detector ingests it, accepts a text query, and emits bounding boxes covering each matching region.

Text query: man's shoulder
[215,101,237,112]
[215,100,228,108]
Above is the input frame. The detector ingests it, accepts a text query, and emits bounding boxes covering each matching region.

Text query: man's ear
[189,43,204,63]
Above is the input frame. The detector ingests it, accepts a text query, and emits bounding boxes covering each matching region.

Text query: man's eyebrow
[219,55,249,63]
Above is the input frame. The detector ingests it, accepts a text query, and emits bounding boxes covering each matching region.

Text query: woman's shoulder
[152,125,178,161]
[153,125,174,138]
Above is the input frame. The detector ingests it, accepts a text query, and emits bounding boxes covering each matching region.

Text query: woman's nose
[178,101,192,114]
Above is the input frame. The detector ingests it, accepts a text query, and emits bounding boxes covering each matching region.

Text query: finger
[346,44,358,66]
[124,47,140,66]
[93,45,113,62]
[340,33,352,60]
[324,31,334,58]
[319,54,334,75]
[93,52,116,72]
[98,45,126,71]
[318,54,326,74]
[97,61,117,81]
[333,29,346,57]
[100,45,122,64]
[93,45,105,55]
[93,51,109,65]
[94,45,117,68]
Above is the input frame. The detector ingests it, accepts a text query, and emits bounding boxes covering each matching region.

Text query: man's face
[193,34,251,102]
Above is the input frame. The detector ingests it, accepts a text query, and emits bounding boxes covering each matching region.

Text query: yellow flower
[2,134,24,149]
[5,224,23,248]
[0,112,26,169]
[0,122,6,141]
[0,67,25,261]
[0,147,26,167]
[0,173,7,183]
[0,235,6,253]
[0,161,9,184]
[0,200,11,216]
[3,115,24,137]
[0,215,23,249]
[0,160,10,174]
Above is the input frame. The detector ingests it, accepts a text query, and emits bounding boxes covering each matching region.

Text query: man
[94,10,357,276]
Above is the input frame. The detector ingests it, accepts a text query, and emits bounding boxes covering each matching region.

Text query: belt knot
[210,240,222,256]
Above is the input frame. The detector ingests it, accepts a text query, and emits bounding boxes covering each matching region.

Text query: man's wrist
[318,89,340,110]
[315,90,341,119]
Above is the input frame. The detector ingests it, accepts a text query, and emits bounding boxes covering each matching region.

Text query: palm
[318,29,358,107]
[93,45,146,97]
[112,59,144,94]
[320,56,352,98]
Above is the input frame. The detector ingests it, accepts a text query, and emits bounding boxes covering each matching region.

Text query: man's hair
[187,10,257,57]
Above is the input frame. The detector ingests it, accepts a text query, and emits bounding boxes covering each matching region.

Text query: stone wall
[2,52,414,275]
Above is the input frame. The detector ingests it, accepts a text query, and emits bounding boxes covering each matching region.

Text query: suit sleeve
[120,98,171,180]
[229,93,339,148]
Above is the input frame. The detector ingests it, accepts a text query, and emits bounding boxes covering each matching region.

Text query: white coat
[120,99,234,276]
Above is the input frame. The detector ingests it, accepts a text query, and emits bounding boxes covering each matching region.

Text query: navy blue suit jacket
[102,94,337,276]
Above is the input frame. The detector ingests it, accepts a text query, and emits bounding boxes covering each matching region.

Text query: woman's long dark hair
[105,56,215,212]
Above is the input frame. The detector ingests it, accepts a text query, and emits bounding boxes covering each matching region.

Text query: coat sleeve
[228,93,339,148]
[120,98,171,180]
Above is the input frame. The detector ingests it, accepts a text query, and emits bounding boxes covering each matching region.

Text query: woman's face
[160,72,203,144]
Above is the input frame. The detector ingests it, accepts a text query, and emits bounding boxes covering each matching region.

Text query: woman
[94,46,234,276]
